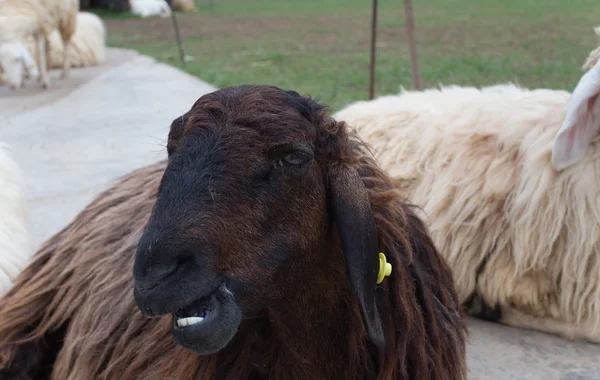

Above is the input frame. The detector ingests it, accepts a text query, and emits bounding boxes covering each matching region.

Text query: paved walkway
[0,48,598,380]
[0,48,216,247]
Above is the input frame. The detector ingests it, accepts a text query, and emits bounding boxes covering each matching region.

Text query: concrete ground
[0,48,217,247]
[0,47,599,379]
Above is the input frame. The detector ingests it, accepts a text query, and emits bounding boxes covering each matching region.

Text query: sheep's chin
[171,284,242,355]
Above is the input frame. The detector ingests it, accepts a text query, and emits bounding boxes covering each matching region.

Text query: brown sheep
[0,85,466,380]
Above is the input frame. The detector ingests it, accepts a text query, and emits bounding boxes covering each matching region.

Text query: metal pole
[369,0,378,99]
[403,0,421,90]
[170,10,186,68]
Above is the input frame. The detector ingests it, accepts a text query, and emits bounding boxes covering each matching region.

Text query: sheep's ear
[551,59,600,170]
[167,113,188,155]
[328,165,385,355]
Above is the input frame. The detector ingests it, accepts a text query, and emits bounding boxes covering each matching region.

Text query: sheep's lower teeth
[176,317,205,327]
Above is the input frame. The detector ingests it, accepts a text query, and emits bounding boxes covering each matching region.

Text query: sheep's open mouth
[172,297,211,328]
[169,283,242,355]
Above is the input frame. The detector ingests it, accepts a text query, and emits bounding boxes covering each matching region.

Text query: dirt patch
[103,14,353,45]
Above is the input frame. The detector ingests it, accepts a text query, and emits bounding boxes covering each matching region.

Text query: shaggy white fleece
[333,58,600,343]
[0,142,31,295]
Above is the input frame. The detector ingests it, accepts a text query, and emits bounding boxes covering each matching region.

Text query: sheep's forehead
[186,122,313,153]
[184,105,316,144]
[170,86,323,160]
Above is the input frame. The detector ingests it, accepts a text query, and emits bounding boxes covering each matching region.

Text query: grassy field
[99,0,600,111]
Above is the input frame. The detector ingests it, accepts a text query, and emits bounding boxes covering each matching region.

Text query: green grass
[102,0,600,111]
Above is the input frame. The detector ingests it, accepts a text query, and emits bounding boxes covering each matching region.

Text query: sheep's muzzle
[169,283,242,355]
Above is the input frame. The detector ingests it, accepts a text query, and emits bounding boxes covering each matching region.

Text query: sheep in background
[171,0,196,12]
[0,142,31,297]
[130,0,171,18]
[0,0,47,89]
[0,0,78,89]
[0,85,466,380]
[24,11,106,69]
[332,57,600,344]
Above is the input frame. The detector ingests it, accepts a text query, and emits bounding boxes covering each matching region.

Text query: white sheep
[130,0,171,18]
[0,142,32,296]
[0,0,78,89]
[25,11,106,70]
[332,56,600,344]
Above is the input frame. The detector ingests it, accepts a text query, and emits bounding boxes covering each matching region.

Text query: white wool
[24,11,106,69]
[130,0,172,18]
[333,76,600,343]
[0,142,31,296]
[0,0,45,42]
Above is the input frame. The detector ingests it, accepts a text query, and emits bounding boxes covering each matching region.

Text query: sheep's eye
[269,143,313,168]
[283,151,310,165]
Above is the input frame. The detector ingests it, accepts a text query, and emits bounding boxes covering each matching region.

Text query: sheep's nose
[133,231,184,295]
[134,260,179,295]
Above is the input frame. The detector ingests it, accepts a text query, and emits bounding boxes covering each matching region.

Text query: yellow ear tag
[376,252,392,284]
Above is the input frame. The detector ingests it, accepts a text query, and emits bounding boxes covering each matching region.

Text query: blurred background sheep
[171,0,196,12]
[24,11,107,69]
[0,0,78,89]
[0,0,79,89]
[129,0,172,18]
[0,0,197,89]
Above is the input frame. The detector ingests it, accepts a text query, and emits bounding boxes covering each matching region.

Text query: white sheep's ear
[551,59,600,170]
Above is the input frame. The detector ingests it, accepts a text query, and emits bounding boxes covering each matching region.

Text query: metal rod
[403,0,421,90]
[369,0,378,99]
[170,10,186,68]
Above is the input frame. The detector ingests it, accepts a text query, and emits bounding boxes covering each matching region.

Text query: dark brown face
[133,85,333,354]
[134,85,386,357]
